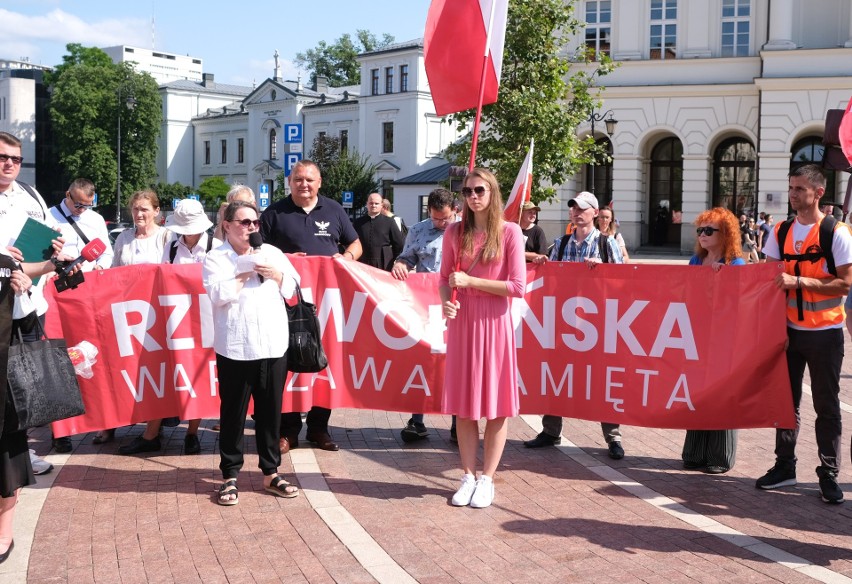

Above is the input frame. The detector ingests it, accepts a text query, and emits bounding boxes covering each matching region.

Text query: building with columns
[539,0,852,252]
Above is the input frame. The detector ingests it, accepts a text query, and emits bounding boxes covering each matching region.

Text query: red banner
[45,258,795,437]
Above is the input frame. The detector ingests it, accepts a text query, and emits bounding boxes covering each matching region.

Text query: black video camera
[52,259,86,292]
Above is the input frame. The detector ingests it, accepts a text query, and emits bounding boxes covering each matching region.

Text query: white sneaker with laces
[451,473,477,506]
[470,476,494,508]
[29,449,53,476]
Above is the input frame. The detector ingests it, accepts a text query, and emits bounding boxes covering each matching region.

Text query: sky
[0,0,433,85]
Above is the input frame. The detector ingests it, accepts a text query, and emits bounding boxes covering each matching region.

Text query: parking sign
[284,152,303,177]
[284,124,302,144]
[342,191,354,209]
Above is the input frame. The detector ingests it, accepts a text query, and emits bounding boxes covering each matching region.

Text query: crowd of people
[0,122,850,562]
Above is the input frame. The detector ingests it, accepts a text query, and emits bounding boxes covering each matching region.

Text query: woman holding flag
[439,167,525,509]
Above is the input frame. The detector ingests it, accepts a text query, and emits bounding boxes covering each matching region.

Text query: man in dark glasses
[48,178,113,273]
[756,164,852,505]
[525,191,628,460]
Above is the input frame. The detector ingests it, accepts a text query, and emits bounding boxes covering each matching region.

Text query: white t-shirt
[762,217,852,330]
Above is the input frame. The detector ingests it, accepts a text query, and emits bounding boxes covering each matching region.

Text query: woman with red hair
[682,207,744,473]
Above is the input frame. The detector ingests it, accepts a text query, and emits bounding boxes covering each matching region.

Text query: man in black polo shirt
[260,159,362,454]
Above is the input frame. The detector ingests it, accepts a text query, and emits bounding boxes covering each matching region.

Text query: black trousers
[775,327,843,471]
[217,353,287,479]
[280,407,331,438]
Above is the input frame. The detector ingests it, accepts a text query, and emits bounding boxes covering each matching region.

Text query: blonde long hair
[461,167,504,263]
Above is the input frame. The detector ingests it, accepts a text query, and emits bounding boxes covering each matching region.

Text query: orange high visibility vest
[776,218,845,328]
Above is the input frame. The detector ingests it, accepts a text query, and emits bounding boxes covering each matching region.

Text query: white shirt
[112,225,171,267]
[49,200,114,271]
[762,217,852,330]
[161,232,211,265]
[1,181,57,316]
[203,240,299,360]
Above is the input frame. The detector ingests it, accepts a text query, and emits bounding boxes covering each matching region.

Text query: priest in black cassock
[353,192,405,271]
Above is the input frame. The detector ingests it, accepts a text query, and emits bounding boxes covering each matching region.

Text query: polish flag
[424,0,509,116]
[503,139,534,224]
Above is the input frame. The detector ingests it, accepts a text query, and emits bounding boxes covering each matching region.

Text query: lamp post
[116,92,137,223]
[587,110,618,194]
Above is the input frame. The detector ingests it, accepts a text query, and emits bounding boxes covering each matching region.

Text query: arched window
[269,128,277,160]
[584,138,614,203]
[790,137,836,196]
[649,137,683,246]
[712,138,756,216]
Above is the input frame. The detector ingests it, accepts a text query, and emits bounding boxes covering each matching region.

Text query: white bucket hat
[165,199,213,235]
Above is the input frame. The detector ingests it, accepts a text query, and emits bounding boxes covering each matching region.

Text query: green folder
[12,218,58,284]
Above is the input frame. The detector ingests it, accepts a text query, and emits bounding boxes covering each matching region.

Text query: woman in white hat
[118,199,214,456]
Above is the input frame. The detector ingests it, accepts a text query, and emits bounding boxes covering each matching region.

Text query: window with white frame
[340,129,349,154]
[721,0,750,57]
[400,64,409,92]
[203,141,210,165]
[584,1,612,59]
[371,69,379,95]
[650,0,677,60]
[382,122,394,153]
[385,67,394,94]
[220,139,227,164]
[237,138,244,164]
[269,128,277,160]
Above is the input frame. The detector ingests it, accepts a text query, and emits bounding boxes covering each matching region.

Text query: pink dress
[439,222,526,420]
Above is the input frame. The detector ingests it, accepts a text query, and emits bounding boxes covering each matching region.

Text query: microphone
[249,232,263,252]
[60,239,107,274]
[248,232,264,282]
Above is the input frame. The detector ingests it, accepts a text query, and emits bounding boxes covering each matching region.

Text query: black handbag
[286,282,328,373]
[7,322,86,431]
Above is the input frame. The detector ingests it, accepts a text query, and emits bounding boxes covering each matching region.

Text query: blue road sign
[342,191,354,209]
[284,123,303,144]
[188,193,200,201]
[259,183,269,195]
[285,152,303,177]
[93,193,98,207]
[172,199,179,210]
[260,197,270,209]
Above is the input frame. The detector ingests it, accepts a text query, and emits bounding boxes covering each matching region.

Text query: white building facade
[540,0,852,252]
[102,46,203,84]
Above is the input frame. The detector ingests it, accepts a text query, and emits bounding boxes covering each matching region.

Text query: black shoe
[523,432,561,448]
[53,437,73,453]
[118,436,161,455]
[683,460,704,470]
[184,434,201,455]
[162,416,181,427]
[400,419,428,443]
[449,426,458,444]
[816,466,844,504]
[704,465,729,474]
[755,462,796,489]
[608,441,624,460]
[0,540,14,564]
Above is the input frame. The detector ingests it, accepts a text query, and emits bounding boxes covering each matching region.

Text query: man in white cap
[119,198,213,456]
[524,191,628,460]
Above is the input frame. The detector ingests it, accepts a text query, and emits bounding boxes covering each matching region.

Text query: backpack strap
[819,215,837,277]
[206,234,214,253]
[777,216,838,321]
[54,204,90,245]
[169,240,179,264]
[557,235,570,261]
[598,233,611,263]
[17,181,46,220]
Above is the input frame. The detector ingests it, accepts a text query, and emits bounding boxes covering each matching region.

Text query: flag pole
[516,138,534,224]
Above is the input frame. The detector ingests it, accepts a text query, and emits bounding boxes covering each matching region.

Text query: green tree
[443,0,615,203]
[196,176,231,209]
[47,44,162,214]
[295,30,395,87]
[274,135,380,209]
[152,181,193,202]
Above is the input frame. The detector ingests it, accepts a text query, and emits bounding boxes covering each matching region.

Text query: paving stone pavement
[4,256,852,583]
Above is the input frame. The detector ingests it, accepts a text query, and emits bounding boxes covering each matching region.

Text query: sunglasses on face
[67,195,93,210]
[0,153,23,165]
[696,226,720,236]
[461,186,488,198]
[230,218,260,228]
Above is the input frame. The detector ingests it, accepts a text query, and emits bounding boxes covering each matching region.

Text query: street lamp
[587,110,618,194]
[116,92,137,222]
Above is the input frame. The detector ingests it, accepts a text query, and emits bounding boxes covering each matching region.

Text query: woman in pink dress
[439,167,526,509]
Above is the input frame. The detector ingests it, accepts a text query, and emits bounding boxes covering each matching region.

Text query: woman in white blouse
[203,201,300,505]
[94,190,171,445]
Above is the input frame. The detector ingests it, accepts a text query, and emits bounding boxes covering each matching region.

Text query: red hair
[693,207,743,263]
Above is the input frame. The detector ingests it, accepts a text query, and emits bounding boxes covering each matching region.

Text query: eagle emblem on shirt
[315,221,330,235]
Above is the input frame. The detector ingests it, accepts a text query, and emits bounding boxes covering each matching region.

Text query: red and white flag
[424,0,509,116]
[503,139,534,224]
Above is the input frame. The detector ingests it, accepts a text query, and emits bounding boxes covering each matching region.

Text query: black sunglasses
[696,226,720,236]
[67,194,94,209]
[0,153,23,165]
[230,219,260,228]
[461,186,488,197]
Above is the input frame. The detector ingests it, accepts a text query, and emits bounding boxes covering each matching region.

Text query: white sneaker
[29,449,53,476]
[451,474,477,506]
[469,476,494,508]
